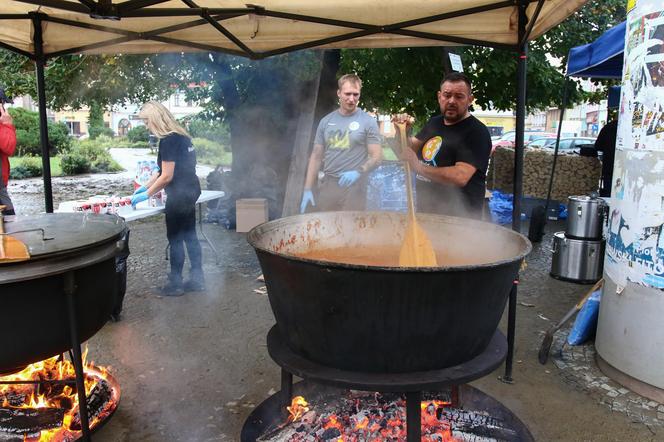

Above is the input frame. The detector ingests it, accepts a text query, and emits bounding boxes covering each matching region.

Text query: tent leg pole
[503,0,528,384]
[545,79,569,214]
[512,4,527,234]
[31,12,53,213]
[501,282,518,383]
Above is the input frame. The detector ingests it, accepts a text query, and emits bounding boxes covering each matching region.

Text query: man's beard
[443,107,463,123]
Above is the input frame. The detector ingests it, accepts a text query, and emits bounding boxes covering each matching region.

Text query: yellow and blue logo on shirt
[422,136,442,166]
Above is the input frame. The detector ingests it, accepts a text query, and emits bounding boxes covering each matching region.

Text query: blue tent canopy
[566,21,625,79]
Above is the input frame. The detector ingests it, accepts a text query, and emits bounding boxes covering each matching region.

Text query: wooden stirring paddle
[0,234,30,263]
[0,205,30,263]
[394,123,437,267]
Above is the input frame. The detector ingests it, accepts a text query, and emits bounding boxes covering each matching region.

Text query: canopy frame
[10,0,527,60]
[0,0,551,219]
[1,0,563,397]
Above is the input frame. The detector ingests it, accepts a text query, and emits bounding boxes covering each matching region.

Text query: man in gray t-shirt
[300,74,382,213]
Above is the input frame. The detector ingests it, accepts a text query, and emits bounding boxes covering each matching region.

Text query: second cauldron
[248,211,531,373]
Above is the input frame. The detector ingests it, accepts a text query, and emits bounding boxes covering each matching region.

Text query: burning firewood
[0,406,65,434]
[70,380,113,431]
[0,392,26,408]
[257,391,520,441]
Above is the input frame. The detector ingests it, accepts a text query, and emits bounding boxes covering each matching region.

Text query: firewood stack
[487,146,601,201]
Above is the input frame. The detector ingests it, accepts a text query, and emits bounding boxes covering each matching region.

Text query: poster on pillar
[606,2,664,290]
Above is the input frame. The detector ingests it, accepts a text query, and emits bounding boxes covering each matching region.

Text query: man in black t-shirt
[395,72,492,219]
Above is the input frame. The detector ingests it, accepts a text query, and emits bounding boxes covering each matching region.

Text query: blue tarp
[488,190,567,225]
[566,21,625,79]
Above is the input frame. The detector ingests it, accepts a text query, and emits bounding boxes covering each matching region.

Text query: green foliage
[183,116,230,145]
[339,0,627,120]
[89,126,115,139]
[0,53,181,111]
[9,157,42,179]
[60,151,91,175]
[9,108,72,156]
[9,157,62,178]
[62,139,123,174]
[87,101,114,139]
[110,137,149,148]
[192,137,232,166]
[126,125,150,143]
[88,101,104,128]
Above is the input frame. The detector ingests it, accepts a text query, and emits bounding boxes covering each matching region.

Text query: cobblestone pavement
[550,330,662,435]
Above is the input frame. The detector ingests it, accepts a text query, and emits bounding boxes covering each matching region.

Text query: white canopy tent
[2,1,585,58]
[0,0,587,217]
[0,7,587,430]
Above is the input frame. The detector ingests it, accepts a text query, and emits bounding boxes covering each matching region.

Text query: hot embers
[0,351,120,441]
[258,390,518,441]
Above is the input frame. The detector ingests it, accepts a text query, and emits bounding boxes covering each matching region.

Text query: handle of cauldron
[0,227,54,241]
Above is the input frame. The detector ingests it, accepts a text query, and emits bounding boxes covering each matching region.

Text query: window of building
[65,121,81,136]
[173,93,183,107]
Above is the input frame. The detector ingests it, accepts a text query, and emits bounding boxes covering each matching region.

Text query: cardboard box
[236,198,268,232]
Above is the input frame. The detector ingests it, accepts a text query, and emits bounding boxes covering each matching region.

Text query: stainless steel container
[551,231,604,283]
[566,195,607,239]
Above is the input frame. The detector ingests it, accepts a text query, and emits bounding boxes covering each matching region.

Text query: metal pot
[566,195,607,240]
[0,213,127,374]
[550,231,604,283]
[247,211,531,373]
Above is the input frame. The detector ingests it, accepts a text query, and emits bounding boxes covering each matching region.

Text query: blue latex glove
[131,192,149,208]
[300,190,315,214]
[133,185,148,196]
[338,170,361,187]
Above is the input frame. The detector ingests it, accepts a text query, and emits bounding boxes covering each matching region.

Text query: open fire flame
[286,396,309,423]
[0,348,118,441]
[285,395,459,441]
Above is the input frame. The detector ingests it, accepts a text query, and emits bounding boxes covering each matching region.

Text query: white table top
[56,190,225,223]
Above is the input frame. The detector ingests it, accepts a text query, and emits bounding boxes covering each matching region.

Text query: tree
[9,107,71,156]
[87,100,114,139]
[0,53,181,110]
[339,0,626,120]
[0,49,322,215]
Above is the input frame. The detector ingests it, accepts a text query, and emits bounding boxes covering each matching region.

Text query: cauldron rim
[248,211,532,272]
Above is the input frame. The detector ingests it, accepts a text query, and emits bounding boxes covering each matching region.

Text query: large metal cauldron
[248,211,531,373]
[0,213,126,374]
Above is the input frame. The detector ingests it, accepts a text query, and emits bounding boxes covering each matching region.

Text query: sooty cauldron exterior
[0,213,127,374]
[248,211,531,373]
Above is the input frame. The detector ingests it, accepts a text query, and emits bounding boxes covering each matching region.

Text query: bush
[89,126,114,140]
[192,137,231,166]
[9,157,43,179]
[60,152,91,175]
[9,108,72,156]
[126,125,150,143]
[185,117,230,146]
[111,137,149,148]
[62,139,124,174]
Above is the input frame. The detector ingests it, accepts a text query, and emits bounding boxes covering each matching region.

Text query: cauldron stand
[242,326,533,442]
[0,271,92,441]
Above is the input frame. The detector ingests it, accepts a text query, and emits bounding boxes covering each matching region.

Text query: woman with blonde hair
[132,101,203,296]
